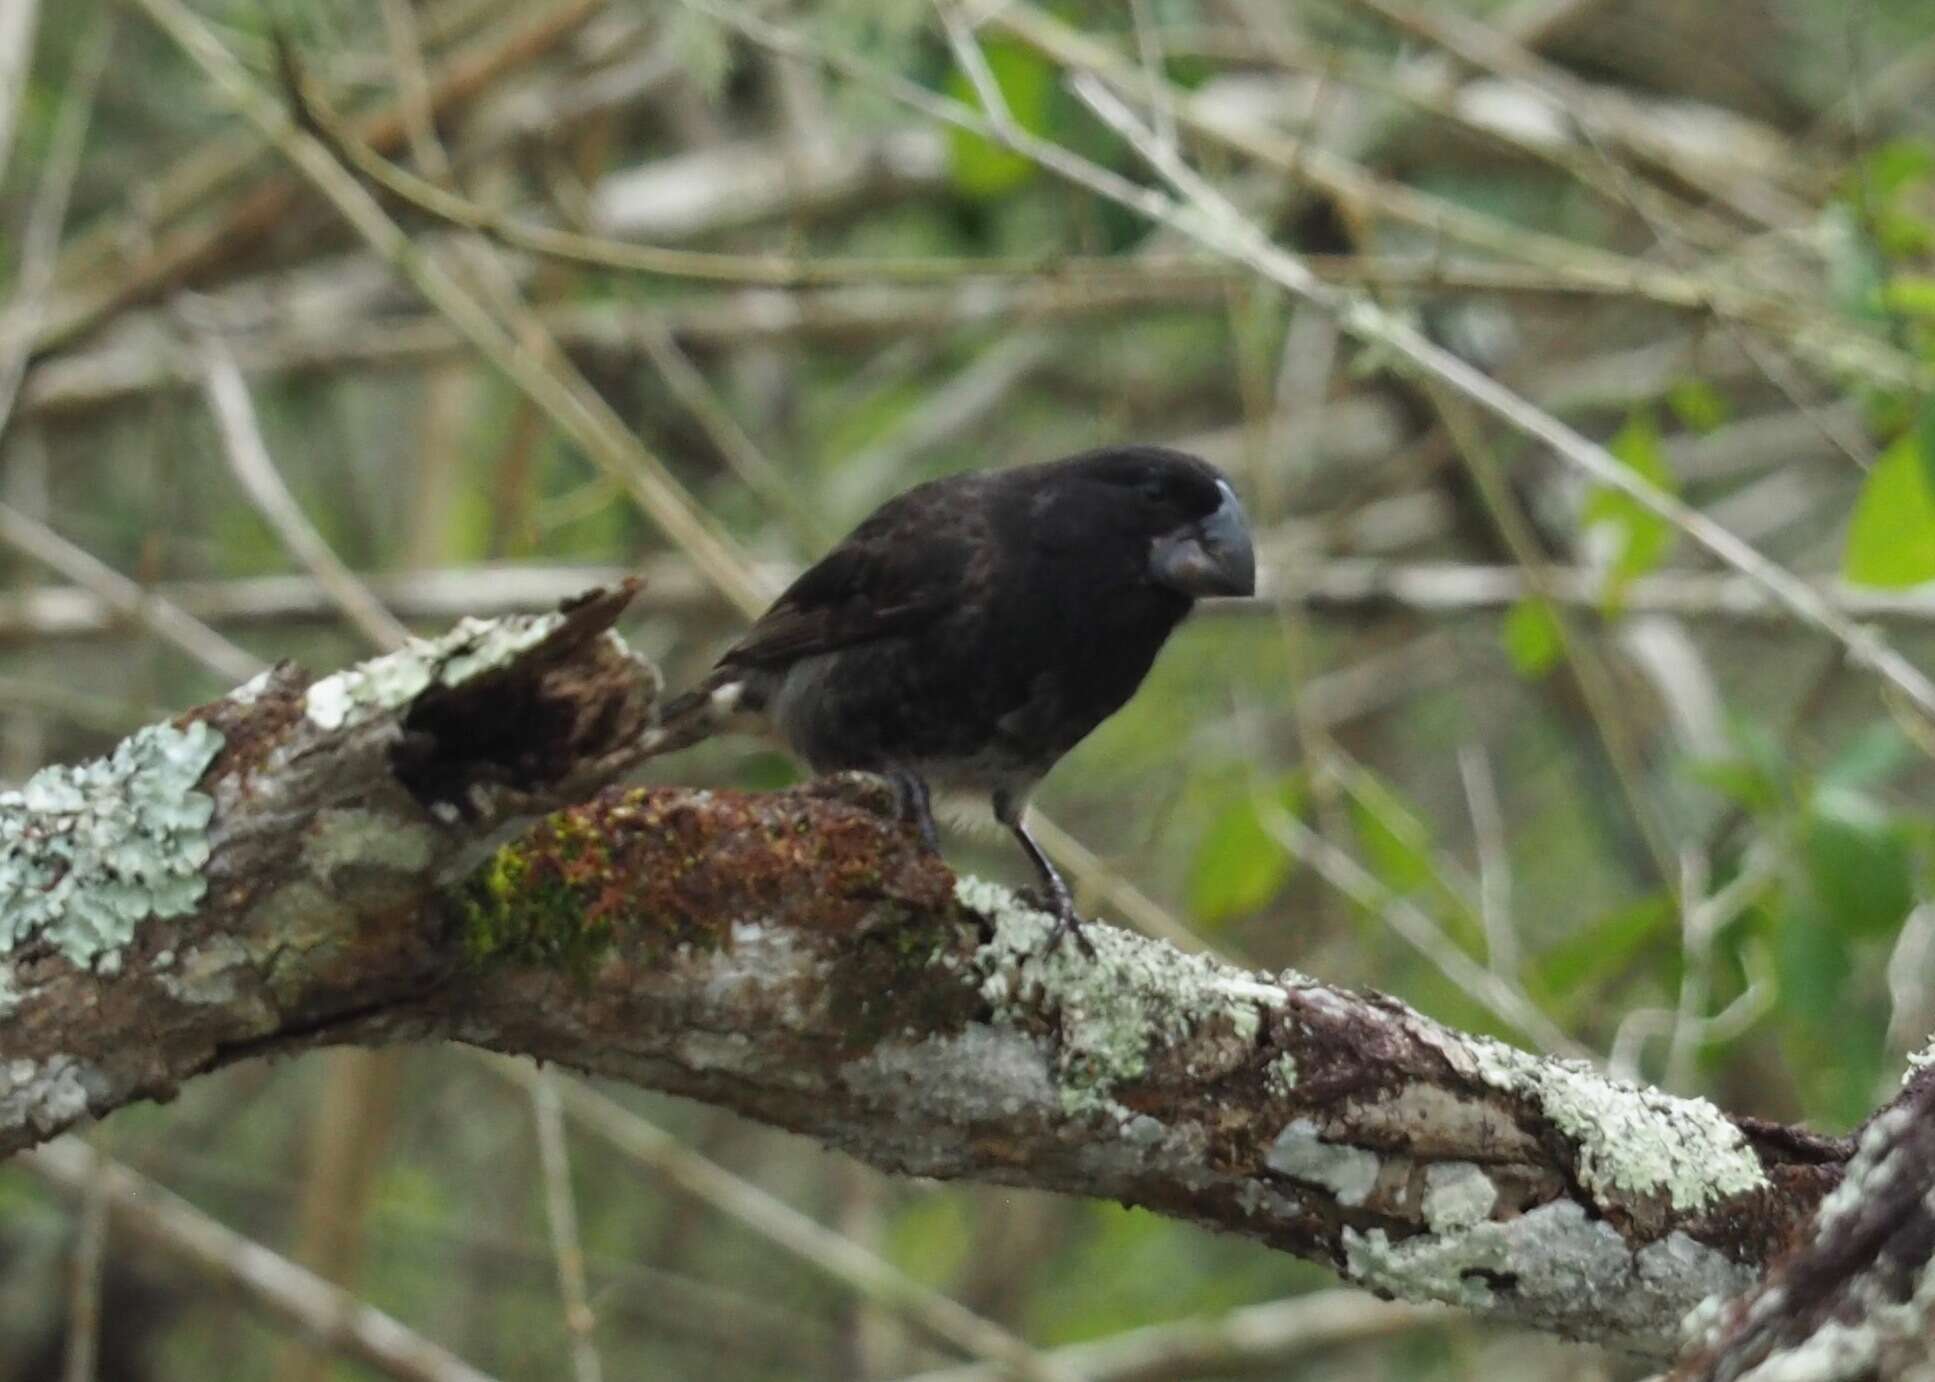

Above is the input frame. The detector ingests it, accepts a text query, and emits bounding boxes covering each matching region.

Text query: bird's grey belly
[765,650,1045,796]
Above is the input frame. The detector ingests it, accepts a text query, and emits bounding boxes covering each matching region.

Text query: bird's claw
[1019,884,1095,958]
[1047,907,1097,959]
[885,768,941,854]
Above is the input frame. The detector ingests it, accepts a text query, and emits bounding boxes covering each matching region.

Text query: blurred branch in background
[28,1138,501,1382]
[3,0,1934,1375]
[0,0,43,193]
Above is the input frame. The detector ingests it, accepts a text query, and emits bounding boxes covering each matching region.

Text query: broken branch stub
[0,582,653,1156]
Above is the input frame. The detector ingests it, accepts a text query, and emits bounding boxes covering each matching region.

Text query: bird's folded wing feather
[719,483,988,669]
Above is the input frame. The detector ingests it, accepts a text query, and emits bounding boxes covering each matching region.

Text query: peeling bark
[0,594,1891,1361]
[1675,1065,1935,1381]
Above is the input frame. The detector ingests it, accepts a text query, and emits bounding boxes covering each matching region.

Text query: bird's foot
[885,768,941,855]
[1047,906,1096,959]
[1019,882,1095,959]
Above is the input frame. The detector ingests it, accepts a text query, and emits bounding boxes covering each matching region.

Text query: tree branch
[0,594,1859,1361]
[1673,1066,1935,1380]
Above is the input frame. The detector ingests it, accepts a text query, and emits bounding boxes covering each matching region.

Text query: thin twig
[530,1071,604,1382]
[663,0,1935,724]
[6,556,1935,648]
[1056,70,1935,726]
[0,502,263,682]
[61,1146,111,1382]
[27,1138,500,1382]
[899,1289,1447,1382]
[379,0,452,180]
[486,1058,1071,1382]
[988,2,1923,391]
[0,9,113,445]
[1457,743,1517,980]
[1126,0,1176,157]
[126,0,772,618]
[1257,794,1587,1058]
[1426,379,1680,897]
[32,0,604,358]
[1664,845,1779,1091]
[937,3,1016,134]
[0,0,41,190]
[195,326,412,652]
[631,315,831,548]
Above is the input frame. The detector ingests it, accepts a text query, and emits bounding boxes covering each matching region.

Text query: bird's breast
[763,582,1188,782]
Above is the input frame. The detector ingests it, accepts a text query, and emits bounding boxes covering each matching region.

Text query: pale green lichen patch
[1905,1035,1935,1076]
[304,809,436,876]
[304,612,565,731]
[1,1055,105,1136]
[1342,1200,1754,1350]
[1344,1216,1501,1311]
[1468,1038,1765,1213]
[155,935,253,1008]
[247,880,356,1003]
[958,877,1289,1119]
[0,720,224,970]
[1266,1051,1299,1096]
[227,668,277,706]
[1422,1161,1498,1233]
[1268,1118,1380,1205]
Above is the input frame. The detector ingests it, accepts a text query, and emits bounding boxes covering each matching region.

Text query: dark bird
[644,445,1256,947]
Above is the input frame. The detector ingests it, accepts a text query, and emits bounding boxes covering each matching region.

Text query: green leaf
[1843,427,1935,588]
[1820,722,1913,789]
[1804,785,1916,938]
[1666,378,1732,432]
[1502,597,1563,678]
[1687,757,1774,811]
[1348,774,1434,896]
[1822,204,1891,320]
[1877,210,1935,261]
[1856,138,1935,201]
[1531,893,1672,1005]
[1685,719,1790,815]
[1775,893,1853,1025]
[885,1194,973,1288]
[1584,408,1677,593]
[944,40,1052,200]
[1187,778,1300,925]
[1882,275,1935,317]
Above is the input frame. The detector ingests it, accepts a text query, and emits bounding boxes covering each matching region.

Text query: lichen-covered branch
[0,583,654,1155]
[1674,1062,1935,1380]
[0,597,1861,1359]
[422,787,1839,1357]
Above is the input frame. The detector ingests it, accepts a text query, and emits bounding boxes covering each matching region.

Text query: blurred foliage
[1,0,1934,1378]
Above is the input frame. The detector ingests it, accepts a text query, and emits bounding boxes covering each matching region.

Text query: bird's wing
[719,480,987,669]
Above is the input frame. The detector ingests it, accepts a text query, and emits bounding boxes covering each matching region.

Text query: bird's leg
[993,789,1094,957]
[887,767,940,854]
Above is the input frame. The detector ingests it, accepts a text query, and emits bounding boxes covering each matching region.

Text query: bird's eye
[1139,477,1169,503]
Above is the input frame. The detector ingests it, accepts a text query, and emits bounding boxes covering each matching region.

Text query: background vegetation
[2,0,1934,1376]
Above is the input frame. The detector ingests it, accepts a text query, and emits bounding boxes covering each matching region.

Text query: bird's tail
[639,668,751,757]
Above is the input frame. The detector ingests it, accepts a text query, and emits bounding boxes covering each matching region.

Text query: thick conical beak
[1151,480,1256,598]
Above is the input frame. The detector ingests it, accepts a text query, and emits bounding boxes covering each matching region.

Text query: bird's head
[1059,446,1257,600]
